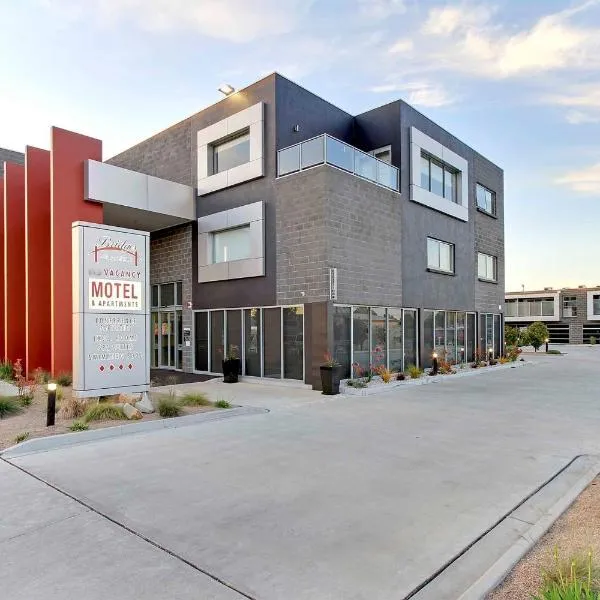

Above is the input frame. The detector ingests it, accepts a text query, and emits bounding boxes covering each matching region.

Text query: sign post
[72,222,151,407]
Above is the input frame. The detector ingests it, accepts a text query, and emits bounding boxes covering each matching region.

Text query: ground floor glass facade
[423,310,476,368]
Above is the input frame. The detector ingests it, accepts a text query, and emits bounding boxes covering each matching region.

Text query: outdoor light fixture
[460,347,465,363]
[431,352,439,376]
[545,337,550,353]
[46,382,57,427]
[218,83,235,96]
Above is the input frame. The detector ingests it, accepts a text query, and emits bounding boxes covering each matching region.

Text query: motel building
[0,73,505,389]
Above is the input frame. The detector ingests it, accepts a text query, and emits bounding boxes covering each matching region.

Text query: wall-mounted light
[218,83,235,96]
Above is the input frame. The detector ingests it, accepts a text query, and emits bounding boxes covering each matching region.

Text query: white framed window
[427,237,454,274]
[593,295,600,316]
[212,225,251,264]
[212,130,250,175]
[476,184,496,215]
[477,252,497,282]
[370,145,391,164]
[421,152,457,203]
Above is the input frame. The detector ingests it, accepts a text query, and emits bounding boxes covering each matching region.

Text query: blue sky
[1,0,599,291]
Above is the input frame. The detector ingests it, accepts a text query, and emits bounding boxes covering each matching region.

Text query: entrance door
[152,310,182,370]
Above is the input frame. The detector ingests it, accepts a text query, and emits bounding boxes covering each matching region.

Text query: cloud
[41,0,311,42]
[357,0,406,19]
[370,81,455,107]
[388,38,413,54]
[565,110,600,124]
[544,85,600,123]
[421,4,495,36]
[556,163,600,193]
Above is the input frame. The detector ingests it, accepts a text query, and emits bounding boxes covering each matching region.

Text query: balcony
[277,134,400,192]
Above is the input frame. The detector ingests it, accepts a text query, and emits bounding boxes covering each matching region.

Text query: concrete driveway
[2,346,600,599]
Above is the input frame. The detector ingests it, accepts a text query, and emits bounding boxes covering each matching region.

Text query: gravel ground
[0,386,216,450]
[488,477,600,598]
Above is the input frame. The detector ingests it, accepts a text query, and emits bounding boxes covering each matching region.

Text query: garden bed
[488,477,600,599]
[341,361,527,396]
[0,386,219,451]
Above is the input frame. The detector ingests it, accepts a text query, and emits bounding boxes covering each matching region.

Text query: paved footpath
[2,346,600,599]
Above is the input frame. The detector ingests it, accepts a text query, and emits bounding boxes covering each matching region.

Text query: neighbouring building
[505,287,600,344]
[0,148,24,177]
[1,73,505,388]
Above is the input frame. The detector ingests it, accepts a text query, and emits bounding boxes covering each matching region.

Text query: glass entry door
[152,310,182,370]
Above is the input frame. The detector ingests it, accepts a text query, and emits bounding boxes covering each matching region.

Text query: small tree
[527,321,549,352]
[505,326,520,347]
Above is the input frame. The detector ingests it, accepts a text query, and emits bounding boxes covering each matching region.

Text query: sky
[1,0,599,292]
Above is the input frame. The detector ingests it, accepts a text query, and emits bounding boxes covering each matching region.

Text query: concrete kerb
[0,406,267,459]
[341,360,531,397]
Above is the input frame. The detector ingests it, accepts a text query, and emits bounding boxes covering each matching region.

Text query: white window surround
[587,291,600,321]
[197,201,265,283]
[197,102,264,195]
[504,292,560,322]
[410,127,469,222]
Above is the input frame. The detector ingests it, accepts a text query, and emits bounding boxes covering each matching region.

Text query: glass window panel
[479,314,486,354]
[439,243,453,273]
[594,295,600,316]
[478,253,486,279]
[427,238,440,270]
[403,309,417,369]
[486,314,494,356]
[355,151,377,183]
[446,312,457,363]
[212,226,251,263]
[160,283,175,307]
[213,131,250,174]
[430,160,444,197]
[244,308,261,376]
[352,306,370,373]
[333,306,352,379]
[466,313,476,362]
[530,300,542,316]
[420,155,430,189]
[370,308,387,370]
[388,309,403,372]
[444,168,456,202]
[476,184,486,209]
[278,145,300,176]
[434,311,446,353]
[456,312,466,362]
[194,312,209,371]
[518,299,527,317]
[494,314,501,358]
[542,300,554,316]
[226,310,242,373]
[176,281,183,306]
[377,161,399,190]
[176,310,182,369]
[263,308,282,378]
[506,300,517,317]
[423,310,434,368]
[151,312,159,368]
[326,136,354,172]
[210,311,224,373]
[476,184,496,214]
[283,307,304,380]
[151,285,159,308]
[301,136,324,169]
[160,312,171,366]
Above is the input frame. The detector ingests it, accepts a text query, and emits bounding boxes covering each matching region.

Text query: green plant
[378,367,394,383]
[407,364,423,379]
[527,321,550,352]
[57,388,85,419]
[322,352,340,368]
[214,398,232,409]
[56,372,73,387]
[13,431,30,444]
[69,421,89,432]
[158,396,181,417]
[547,349,562,355]
[505,325,521,347]
[83,403,126,423]
[590,336,597,346]
[0,360,13,381]
[14,359,36,406]
[225,344,240,360]
[179,392,211,407]
[0,396,21,419]
[32,367,51,384]
[534,549,600,599]
[346,379,368,388]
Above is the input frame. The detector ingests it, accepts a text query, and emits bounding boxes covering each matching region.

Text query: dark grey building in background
[108,73,505,387]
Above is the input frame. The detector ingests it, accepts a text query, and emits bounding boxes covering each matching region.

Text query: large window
[420,153,457,203]
[333,306,352,379]
[477,252,497,282]
[476,184,496,215]
[427,238,455,274]
[244,308,261,376]
[563,296,577,317]
[212,130,250,174]
[283,307,304,380]
[593,295,600,316]
[423,310,477,367]
[212,226,251,264]
[506,297,555,318]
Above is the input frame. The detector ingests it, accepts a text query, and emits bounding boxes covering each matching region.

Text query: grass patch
[214,398,232,409]
[547,349,562,355]
[0,361,13,381]
[56,372,73,387]
[157,396,181,418]
[13,432,30,444]
[535,549,600,599]
[179,392,211,407]
[0,396,21,419]
[83,403,126,423]
[407,364,423,379]
[69,421,89,432]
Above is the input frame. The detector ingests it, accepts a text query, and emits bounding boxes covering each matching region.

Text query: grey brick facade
[0,147,24,177]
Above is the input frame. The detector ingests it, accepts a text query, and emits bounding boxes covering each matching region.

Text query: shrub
[0,361,13,381]
[158,397,181,418]
[32,368,51,384]
[215,398,232,409]
[591,336,597,346]
[505,325,521,347]
[13,432,30,444]
[397,372,406,381]
[179,392,211,407]
[534,549,600,599]
[57,390,86,419]
[527,321,550,352]
[407,364,423,379]
[346,379,367,388]
[378,367,394,383]
[19,393,34,407]
[69,421,89,432]
[56,372,73,387]
[506,345,522,362]
[83,403,126,423]
[0,396,21,419]
[547,349,562,355]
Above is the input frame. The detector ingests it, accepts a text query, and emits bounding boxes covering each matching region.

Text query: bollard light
[545,337,550,353]
[46,382,57,427]
[460,347,465,363]
[431,352,439,375]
